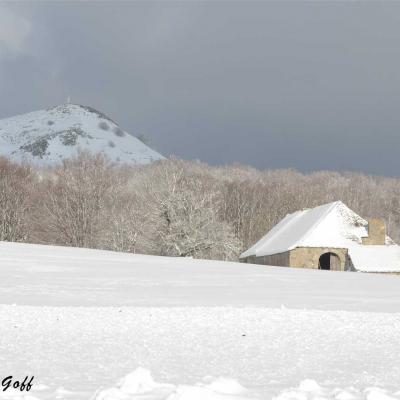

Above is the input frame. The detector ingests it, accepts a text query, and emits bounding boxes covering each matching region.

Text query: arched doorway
[318,252,341,271]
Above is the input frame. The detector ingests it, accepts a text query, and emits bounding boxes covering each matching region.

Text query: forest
[1,152,400,261]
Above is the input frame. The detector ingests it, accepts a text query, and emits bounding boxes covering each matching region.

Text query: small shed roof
[348,246,400,272]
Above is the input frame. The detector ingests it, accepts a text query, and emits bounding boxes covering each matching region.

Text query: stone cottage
[240,201,400,273]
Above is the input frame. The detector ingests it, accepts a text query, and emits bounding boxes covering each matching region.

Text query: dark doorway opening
[318,252,341,271]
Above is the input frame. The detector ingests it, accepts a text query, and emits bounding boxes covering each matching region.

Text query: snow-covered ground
[0,241,399,399]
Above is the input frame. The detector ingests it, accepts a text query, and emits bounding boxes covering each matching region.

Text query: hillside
[0,241,399,310]
[0,104,164,166]
[0,241,400,399]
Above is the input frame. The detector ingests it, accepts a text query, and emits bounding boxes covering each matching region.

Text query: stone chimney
[362,219,386,245]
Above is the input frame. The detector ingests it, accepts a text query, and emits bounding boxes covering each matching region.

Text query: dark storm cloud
[2,1,400,175]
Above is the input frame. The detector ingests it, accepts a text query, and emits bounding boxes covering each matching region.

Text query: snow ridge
[95,369,400,400]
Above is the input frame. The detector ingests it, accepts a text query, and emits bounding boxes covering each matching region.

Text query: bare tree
[103,186,149,253]
[0,157,32,242]
[39,152,117,248]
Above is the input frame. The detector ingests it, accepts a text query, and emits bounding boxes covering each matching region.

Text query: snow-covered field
[0,241,400,399]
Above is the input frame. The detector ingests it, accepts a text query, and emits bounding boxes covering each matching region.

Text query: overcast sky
[1,1,400,176]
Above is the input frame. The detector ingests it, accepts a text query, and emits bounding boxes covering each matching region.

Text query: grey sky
[1,1,400,176]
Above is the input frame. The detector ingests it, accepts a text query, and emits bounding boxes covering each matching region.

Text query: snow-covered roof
[240,201,393,259]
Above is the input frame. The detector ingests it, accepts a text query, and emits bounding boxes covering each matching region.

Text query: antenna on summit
[67,96,71,104]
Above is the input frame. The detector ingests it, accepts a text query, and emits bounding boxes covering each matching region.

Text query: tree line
[1,152,400,261]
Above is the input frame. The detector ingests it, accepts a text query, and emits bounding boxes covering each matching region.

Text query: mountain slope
[0,104,164,165]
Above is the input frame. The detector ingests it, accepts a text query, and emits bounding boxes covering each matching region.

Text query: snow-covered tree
[143,160,241,260]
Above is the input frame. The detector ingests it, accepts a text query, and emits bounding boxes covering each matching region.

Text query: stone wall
[241,251,290,267]
[288,247,349,270]
[241,247,352,271]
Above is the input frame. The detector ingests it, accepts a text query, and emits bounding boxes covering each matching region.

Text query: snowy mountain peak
[0,103,164,166]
